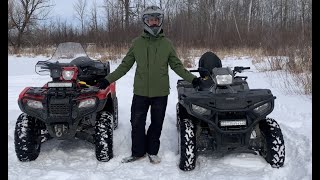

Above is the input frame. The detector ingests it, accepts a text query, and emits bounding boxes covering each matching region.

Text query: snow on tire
[95,111,113,162]
[14,113,41,162]
[179,118,197,171]
[259,118,285,168]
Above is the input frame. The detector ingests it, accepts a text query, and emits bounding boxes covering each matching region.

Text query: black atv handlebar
[190,67,210,73]
[190,66,250,74]
[233,66,250,72]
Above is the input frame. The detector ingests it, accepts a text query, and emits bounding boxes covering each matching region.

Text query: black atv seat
[70,56,109,85]
[70,56,94,67]
[198,52,222,91]
[198,51,222,78]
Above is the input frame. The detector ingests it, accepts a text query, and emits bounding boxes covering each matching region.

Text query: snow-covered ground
[8,55,312,180]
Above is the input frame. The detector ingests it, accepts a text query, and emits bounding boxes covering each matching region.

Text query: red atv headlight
[61,67,78,80]
[26,99,43,109]
[62,70,74,80]
[78,98,96,108]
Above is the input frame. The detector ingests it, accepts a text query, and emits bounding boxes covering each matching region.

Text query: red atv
[15,42,118,162]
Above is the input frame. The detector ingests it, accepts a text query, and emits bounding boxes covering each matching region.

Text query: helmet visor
[143,13,163,27]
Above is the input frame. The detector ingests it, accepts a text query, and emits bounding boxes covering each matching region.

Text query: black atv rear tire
[259,118,285,168]
[95,111,113,162]
[14,113,41,161]
[113,97,119,130]
[179,118,197,171]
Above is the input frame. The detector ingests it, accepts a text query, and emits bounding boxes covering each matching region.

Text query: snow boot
[121,155,146,163]
[148,154,161,164]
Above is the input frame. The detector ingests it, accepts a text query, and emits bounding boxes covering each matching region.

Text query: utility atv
[15,42,118,162]
[176,52,285,171]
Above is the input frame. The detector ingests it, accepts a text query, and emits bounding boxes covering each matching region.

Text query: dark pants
[130,94,168,157]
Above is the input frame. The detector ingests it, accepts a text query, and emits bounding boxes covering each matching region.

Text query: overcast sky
[49,0,163,27]
[51,0,105,24]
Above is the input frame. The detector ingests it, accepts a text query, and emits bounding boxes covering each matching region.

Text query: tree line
[8,0,311,54]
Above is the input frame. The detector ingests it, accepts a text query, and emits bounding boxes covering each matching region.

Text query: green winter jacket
[105,31,196,97]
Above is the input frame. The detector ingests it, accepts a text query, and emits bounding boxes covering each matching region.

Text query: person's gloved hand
[97,78,110,89]
[192,77,201,88]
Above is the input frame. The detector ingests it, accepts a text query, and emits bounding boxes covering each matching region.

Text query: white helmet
[142,6,164,36]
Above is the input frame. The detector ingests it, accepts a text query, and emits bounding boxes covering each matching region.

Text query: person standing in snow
[97,5,201,164]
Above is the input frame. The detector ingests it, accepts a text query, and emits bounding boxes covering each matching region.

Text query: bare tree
[247,0,253,33]
[73,0,88,35]
[299,0,306,42]
[233,9,242,43]
[124,0,130,30]
[8,0,14,31]
[8,0,53,52]
[7,0,312,62]
[89,0,98,32]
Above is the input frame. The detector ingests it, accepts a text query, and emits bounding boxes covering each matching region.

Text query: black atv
[176,52,285,171]
[15,42,118,162]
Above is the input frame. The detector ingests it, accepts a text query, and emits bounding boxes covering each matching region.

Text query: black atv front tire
[259,118,285,168]
[113,97,119,130]
[176,103,180,131]
[14,113,41,161]
[95,111,114,162]
[176,103,188,131]
[178,118,197,171]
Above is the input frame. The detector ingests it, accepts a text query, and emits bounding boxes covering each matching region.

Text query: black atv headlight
[253,102,271,115]
[212,67,233,85]
[191,104,211,115]
[216,74,233,85]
